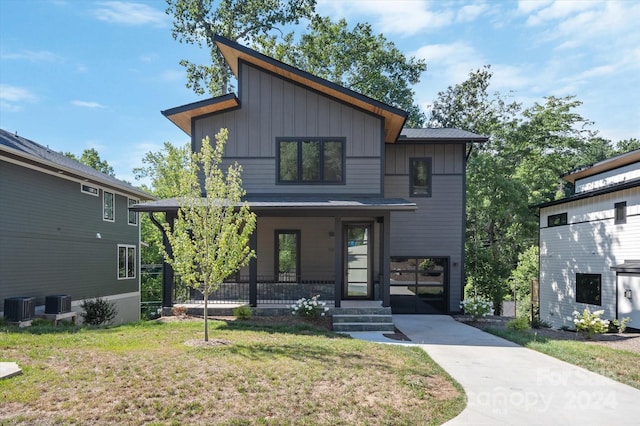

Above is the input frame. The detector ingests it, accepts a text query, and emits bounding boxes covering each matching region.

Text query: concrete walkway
[349,315,640,425]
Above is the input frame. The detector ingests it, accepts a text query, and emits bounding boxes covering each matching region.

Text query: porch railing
[181,275,335,305]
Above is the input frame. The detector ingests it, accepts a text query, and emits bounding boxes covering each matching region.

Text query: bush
[609,317,631,333]
[530,317,551,329]
[233,305,252,320]
[460,298,492,320]
[81,298,117,326]
[291,295,329,319]
[171,305,188,317]
[573,308,609,338]
[506,316,530,331]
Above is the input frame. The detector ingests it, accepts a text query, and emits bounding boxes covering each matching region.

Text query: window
[410,158,432,197]
[277,138,344,184]
[118,245,136,279]
[547,212,567,227]
[103,191,114,222]
[576,273,601,305]
[275,231,300,282]
[81,184,99,196]
[615,202,627,224]
[128,198,139,225]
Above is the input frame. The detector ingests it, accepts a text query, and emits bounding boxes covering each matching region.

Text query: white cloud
[525,0,594,26]
[456,2,487,23]
[517,0,553,14]
[71,100,106,109]
[93,1,167,26]
[1,49,62,62]
[0,84,37,112]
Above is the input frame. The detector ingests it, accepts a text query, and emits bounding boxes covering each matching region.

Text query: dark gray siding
[0,161,139,308]
[193,62,384,195]
[385,143,466,311]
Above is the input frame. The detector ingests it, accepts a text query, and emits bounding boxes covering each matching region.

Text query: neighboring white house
[538,149,640,330]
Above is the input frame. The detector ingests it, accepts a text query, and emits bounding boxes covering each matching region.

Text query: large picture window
[410,158,432,197]
[103,191,115,222]
[118,244,136,279]
[275,230,300,282]
[576,273,601,305]
[277,138,344,184]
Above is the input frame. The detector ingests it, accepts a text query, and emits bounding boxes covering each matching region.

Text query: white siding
[539,186,640,329]
[575,162,640,193]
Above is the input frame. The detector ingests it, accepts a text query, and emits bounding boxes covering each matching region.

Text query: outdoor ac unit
[4,297,35,322]
[45,295,72,314]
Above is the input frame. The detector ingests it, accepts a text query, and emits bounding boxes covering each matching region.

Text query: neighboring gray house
[0,129,154,323]
[539,149,640,329]
[133,36,486,315]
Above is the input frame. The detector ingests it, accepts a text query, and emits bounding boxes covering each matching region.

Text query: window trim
[103,191,115,222]
[614,201,627,224]
[81,183,99,196]
[276,137,346,185]
[575,273,601,306]
[128,198,139,226]
[409,157,432,197]
[117,244,136,280]
[547,212,567,227]
[274,230,301,282]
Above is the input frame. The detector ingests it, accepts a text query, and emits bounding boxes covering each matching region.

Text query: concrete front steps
[330,307,395,332]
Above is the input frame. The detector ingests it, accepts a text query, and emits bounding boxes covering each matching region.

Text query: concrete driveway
[350,315,640,425]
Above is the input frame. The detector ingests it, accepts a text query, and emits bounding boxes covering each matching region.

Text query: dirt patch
[184,338,232,347]
[456,315,640,354]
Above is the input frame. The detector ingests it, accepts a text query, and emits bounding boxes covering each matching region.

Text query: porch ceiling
[130,196,416,213]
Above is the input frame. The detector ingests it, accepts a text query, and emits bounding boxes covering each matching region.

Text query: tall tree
[255,17,427,126]
[65,148,115,176]
[166,0,316,95]
[162,128,256,341]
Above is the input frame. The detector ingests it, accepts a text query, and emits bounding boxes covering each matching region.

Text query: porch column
[381,212,391,307]
[158,211,176,309]
[249,227,258,307]
[334,216,342,307]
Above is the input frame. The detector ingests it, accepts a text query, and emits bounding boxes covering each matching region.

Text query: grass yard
[1,317,464,425]
[484,327,640,390]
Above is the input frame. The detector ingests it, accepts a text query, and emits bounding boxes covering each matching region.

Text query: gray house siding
[192,62,384,195]
[385,143,466,312]
[0,161,140,323]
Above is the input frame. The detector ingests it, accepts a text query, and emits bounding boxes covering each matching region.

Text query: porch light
[624,289,632,300]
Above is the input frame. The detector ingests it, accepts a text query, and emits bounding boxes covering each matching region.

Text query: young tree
[162,128,256,341]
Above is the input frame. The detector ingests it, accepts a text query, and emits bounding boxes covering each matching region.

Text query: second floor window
[277,138,344,184]
[103,191,115,222]
[410,158,432,197]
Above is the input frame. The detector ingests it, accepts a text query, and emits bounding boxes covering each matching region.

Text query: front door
[344,223,372,299]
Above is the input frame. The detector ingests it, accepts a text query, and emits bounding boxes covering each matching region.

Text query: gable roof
[0,129,154,200]
[562,148,640,184]
[163,36,409,143]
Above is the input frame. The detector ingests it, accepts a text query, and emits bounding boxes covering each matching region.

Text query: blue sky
[1,0,639,184]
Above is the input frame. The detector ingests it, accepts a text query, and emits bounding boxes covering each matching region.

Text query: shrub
[171,305,188,317]
[291,295,329,319]
[609,317,632,333]
[506,316,530,331]
[460,298,492,320]
[233,305,252,320]
[530,317,551,329]
[31,318,52,327]
[573,308,609,338]
[81,298,117,326]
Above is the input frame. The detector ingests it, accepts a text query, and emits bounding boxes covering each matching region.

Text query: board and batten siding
[0,161,140,323]
[384,142,466,312]
[193,62,384,195]
[539,186,640,329]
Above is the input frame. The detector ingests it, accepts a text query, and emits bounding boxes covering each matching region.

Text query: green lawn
[1,318,464,425]
[485,327,640,390]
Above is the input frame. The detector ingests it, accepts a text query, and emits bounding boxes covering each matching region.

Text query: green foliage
[609,317,632,333]
[573,309,610,338]
[81,298,117,326]
[233,305,253,320]
[506,316,530,332]
[460,298,492,320]
[530,317,551,329]
[291,295,328,319]
[509,246,539,318]
[162,128,256,341]
[65,148,115,176]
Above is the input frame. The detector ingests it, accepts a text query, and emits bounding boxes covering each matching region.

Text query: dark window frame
[547,212,567,227]
[614,202,627,224]
[274,230,301,282]
[409,157,432,197]
[576,273,601,305]
[276,137,346,185]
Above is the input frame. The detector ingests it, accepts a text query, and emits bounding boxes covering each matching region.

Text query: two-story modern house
[132,36,486,318]
[538,149,640,329]
[0,129,154,324]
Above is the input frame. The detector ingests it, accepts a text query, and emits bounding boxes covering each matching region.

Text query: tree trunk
[204,286,209,342]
